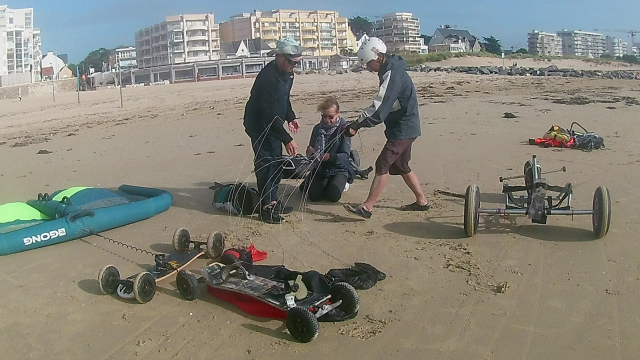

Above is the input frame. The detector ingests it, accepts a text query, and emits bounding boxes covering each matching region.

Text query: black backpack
[569,122,605,150]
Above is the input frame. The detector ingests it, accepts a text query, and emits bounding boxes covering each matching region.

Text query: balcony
[187,34,208,41]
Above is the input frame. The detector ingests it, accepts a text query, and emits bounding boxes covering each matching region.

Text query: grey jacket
[352,55,421,140]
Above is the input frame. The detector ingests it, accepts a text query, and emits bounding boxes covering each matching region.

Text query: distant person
[243,37,303,224]
[343,37,430,219]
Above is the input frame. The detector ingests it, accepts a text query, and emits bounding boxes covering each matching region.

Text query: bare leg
[362,173,388,211]
[401,171,428,205]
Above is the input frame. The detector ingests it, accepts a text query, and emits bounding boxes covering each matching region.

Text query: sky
[4,0,640,63]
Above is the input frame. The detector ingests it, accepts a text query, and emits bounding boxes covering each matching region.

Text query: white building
[557,30,605,58]
[115,46,137,70]
[0,5,42,85]
[527,31,563,56]
[604,36,629,57]
[40,51,66,79]
[135,13,220,69]
[372,12,424,53]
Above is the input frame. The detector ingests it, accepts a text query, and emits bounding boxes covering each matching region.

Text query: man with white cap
[343,37,430,219]
[243,37,303,224]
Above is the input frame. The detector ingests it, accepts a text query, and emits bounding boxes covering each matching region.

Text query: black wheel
[464,184,480,237]
[206,232,225,259]
[133,272,156,304]
[172,228,191,253]
[286,306,320,343]
[98,265,120,295]
[592,186,611,239]
[330,282,360,315]
[176,270,200,301]
[350,149,361,167]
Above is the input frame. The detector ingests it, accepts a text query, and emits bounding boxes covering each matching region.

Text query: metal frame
[477,155,592,219]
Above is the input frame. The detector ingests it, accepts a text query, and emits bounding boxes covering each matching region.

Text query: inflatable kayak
[0,185,173,255]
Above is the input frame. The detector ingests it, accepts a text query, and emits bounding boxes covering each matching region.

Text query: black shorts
[375,138,416,176]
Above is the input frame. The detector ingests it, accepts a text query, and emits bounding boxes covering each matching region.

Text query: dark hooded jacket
[352,54,421,140]
[243,60,296,144]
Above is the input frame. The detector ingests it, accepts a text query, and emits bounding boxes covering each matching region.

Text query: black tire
[286,306,320,343]
[330,282,360,315]
[133,272,156,304]
[206,232,225,259]
[350,149,361,167]
[464,184,480,237]
[592,186,611,239]
[98,265,120,295]
[172,228,191,253]
[176,270,200,301]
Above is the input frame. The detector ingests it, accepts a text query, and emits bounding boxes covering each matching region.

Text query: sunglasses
[285,57,300,66]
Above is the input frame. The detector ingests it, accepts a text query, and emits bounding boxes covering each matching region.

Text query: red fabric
[207,285,287,319]
[532,137,575,148]
[247,244,267,262]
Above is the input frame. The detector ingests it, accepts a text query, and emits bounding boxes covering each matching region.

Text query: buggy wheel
[330,282,360,315]
[206,232,225,259]
[176,270,200,301]
[350,149,361,167]
[464,184,481,237]
[592,186,611,239]
[172,228,191,253]
[133,272,156,304]
[98,265,120,295]
[286,306,320,343]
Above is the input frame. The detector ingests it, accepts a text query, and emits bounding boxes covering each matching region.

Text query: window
[9,17,13,24]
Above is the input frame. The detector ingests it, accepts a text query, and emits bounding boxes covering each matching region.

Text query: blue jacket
[352,54,421,140]
[308,118,355,182]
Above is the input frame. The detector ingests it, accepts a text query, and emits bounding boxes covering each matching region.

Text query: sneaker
[343,183,350,192]
[259,204,285,224]
[276,200,294,214]
[356,166,373,180]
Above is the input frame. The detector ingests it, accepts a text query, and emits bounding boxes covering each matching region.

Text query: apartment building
[527,30,562,56]
[219,9,353,56]
[0,5,42,84]
[557,30,605,58]
[372,12,426,53]
[604,36,629,57]
[136,13,220,69]
[115,46,137,70]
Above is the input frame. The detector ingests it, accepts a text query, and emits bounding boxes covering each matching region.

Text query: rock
[503,112,517,119]
[479,67,491,75]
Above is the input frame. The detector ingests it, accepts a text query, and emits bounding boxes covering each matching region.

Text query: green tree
[67,62,77,76]
[481,36,502,55]
[621,54,640,64]
[78,48,112,74]
[340,48,356,56]
[420,34,432,45]
[515,48,528,54]
[348,16,373,40]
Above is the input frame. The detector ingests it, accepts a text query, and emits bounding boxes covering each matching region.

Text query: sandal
[399,202,431,211]
[343,204,372,219]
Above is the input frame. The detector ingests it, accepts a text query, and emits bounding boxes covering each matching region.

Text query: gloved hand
[344,121,360,137]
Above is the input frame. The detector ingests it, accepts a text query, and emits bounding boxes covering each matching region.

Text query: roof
[429,28,478,47]
[220,38,273,56]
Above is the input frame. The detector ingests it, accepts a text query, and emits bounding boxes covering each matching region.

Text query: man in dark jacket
[243,37,302,224]
[344,37,430,219]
